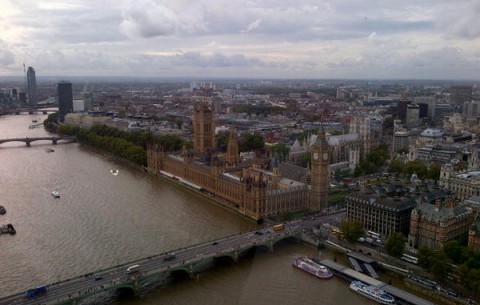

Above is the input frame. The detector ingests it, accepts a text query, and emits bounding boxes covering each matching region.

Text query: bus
[331,228,344,239]
[367,230,381,239]
[401,253,418,264]
[126,264,140,274]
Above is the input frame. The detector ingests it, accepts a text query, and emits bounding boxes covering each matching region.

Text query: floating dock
[320,259,435,305]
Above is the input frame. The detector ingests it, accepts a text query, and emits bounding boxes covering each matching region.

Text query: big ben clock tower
[310,127,330,212]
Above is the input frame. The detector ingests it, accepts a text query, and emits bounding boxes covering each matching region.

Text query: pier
[346,251,379,279]
[320,259,435,305]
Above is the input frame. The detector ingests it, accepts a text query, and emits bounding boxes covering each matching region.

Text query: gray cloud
[438,1,480,40]
[0,50,15,66]
[1,0,480,79]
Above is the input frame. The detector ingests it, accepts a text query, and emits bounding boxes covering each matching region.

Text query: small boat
[0,205,5,215]
[0,223,15,235]
[110,169,119,176]
[349,280,396,304]
[32,119,37,123]
[292,256,333,279]
[46,148,55,153]
[51,191,60,198]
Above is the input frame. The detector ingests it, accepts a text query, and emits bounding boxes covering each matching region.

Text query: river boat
[292,256,333,279]
[51,191,60,198]
[0,223,16,235]
[349,280,395,304]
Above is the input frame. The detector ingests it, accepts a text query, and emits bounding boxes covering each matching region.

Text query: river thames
[0,113,410,305]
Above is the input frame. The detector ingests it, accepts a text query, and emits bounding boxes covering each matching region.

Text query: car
[254,231,264,235]
[163,253,176,261]
[94,277,103,281]
[212,241,218,245]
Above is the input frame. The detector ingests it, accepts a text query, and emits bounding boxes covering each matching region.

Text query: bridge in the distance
[0,221,309,305]
[0,136,76,147]
[2,108,57,115]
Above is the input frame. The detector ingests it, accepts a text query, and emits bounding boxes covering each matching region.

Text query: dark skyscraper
[27,66,37,108]
[450,85,472,109]
[57,81,73,122]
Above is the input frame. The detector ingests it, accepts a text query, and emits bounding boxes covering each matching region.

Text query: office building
[463,101,480,117]
[414,96,435,118]
[345,189,417,238]
[27,66,37,108]
[407,198,473,252]
[450,85,472,109]
[57,81,73,122]
[405,104,420,128]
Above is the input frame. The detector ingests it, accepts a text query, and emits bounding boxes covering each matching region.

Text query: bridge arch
[114,286,136,300]
[170,269,191,281]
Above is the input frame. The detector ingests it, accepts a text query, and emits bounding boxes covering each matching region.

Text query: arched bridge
[0,136,76,147]
[0,221,312,305]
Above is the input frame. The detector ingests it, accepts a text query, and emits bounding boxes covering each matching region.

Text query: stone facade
[468,215,480,253]
[147,100,330,221]
[439,164,480,200]
[407,198,473,252]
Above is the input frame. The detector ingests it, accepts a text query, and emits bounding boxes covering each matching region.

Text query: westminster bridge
[0,136,76,147]
[0,219,326,305]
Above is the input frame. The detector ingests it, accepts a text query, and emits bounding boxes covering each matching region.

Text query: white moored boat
[349,280,395,304]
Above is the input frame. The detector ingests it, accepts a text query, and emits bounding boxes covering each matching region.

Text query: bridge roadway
[0,136,76,147]
[3,108,57,115]
[0,217,332,305]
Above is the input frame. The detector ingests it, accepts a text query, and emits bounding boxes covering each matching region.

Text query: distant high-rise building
[414,96,435,118]
[11,88,18,100]
[450,85,472,109]
[57,81,73,122]
[406,104,420,128]
[27,66,37,108]
[463,100,480,117]
[397,100,411,121]
[83,92,93,110]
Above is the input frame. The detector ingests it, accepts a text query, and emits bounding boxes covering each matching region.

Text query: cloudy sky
[1,0,480,80]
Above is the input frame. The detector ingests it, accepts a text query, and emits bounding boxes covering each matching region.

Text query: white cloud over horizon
[1,0,479,80]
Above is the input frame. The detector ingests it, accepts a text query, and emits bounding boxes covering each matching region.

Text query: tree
[431,251,450,283]
[404,160,428,179]
[240,133,264,152]
[442,240,464,264]
[417,246,434,269]
[388,159,405,174]
[427,163,441,181]
[271,143,290,162]
[384,232,406,258]
[216,134,229,153]
[339,220,364,243]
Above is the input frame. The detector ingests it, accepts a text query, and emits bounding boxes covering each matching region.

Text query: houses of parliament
[147,100,330,222]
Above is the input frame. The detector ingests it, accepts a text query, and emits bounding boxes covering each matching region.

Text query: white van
[126,264,140,274]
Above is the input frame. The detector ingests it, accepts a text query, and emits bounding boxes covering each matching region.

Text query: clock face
[313,152,318,160]
[323,153,328,160]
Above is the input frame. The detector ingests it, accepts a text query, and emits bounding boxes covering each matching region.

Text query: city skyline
[1,1,480,80]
